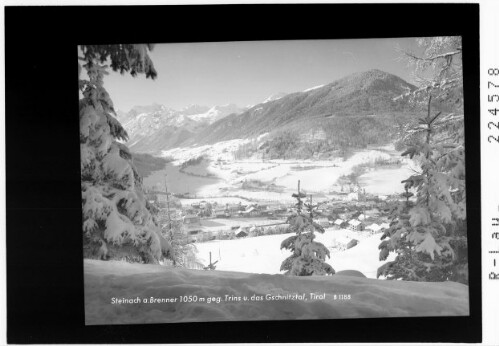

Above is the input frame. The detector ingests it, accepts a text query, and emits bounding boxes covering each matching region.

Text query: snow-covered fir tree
[280,181,334,276]
[161,218,203,269]
[378,37,467,283]
[79,44,172,263]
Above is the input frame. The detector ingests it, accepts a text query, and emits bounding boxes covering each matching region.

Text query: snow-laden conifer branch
[379,37,467,283]
[280,181,334,276]
[80,45,171,263]
[402,49,461,63]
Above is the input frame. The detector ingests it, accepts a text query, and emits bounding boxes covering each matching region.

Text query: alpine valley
[82,40,470,326]
[121,70,423,155]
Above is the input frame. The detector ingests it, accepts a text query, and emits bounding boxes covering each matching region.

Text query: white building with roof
[334,218,344,226]
[348,219,363,232]
[366,223,382,234]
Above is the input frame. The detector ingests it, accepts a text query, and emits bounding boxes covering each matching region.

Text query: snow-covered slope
[122,107,201,152]
[84,259,469,325]
[195,229,396,277]
[194,69,418,145]
[146,143,410,199]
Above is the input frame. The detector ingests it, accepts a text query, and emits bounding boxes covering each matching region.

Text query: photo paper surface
[79,38,469,325]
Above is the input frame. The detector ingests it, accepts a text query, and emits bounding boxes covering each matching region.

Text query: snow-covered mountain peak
[180,104,211,116]
[188,103,245,123]
[121,102,246,152]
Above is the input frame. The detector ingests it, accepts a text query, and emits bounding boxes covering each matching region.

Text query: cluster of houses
[149,196,292,243]
[332,218,390,234]
[149,188,395,244]
[181,223,289,243]
[184,201,289,220]
[310,189,393,232]
[321,205,391,235]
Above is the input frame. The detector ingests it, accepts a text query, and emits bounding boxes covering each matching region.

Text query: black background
[5,4,481,343]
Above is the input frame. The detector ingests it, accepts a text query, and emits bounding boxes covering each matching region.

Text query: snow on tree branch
[79,44,171,264]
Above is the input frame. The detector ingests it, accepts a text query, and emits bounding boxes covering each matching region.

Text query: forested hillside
[194,69,419,145]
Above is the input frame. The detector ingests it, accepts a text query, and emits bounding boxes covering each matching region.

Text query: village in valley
[134,134,413,274]
[148,181,393,255]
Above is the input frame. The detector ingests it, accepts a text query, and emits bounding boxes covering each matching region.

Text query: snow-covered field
[196,229,395,278]
[358,167,413,195]
[144,141,412,200]
[84,259,469,325]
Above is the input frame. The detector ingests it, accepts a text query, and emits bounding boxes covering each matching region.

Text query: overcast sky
[101,38,421,113]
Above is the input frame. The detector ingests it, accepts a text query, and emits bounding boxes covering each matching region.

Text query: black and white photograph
[79,37,470,325]
[5,3,487,344]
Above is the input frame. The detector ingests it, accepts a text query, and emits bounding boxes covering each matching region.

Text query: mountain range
[120,103,247,153]
[121,69,418,153]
